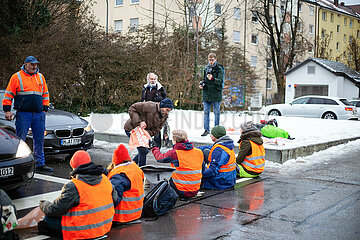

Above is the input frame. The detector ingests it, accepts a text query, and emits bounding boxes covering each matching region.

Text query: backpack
[141,180,178,218]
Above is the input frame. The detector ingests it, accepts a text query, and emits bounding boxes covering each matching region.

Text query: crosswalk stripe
[12,191,62,211]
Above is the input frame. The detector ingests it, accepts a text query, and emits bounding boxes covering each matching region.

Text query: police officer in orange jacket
[2,56,52,172]
[38,150,118,239]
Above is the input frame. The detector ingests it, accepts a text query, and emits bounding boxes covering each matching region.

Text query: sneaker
[201,130,209,137]
[36,165,54,172]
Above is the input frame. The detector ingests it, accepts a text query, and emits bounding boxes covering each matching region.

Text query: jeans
[153,131,161,149]
[203,101,220,131]
[15,111,46,167]
[125,130,149,167]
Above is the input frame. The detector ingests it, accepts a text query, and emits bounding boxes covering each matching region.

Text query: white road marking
[34,173,70,184]
[12,191,62,211]
[236,178,253,183]
[25,236,50,240]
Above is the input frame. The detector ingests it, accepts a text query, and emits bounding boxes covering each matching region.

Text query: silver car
[262,96,358,120]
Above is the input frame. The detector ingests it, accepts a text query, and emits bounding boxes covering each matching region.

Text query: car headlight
[84,123,92,132]
[28,128,48,136]
[16,140,32,158]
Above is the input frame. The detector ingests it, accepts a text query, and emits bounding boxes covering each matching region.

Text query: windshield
[339,99,353,106]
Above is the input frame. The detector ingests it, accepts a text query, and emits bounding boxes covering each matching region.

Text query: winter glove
[148,140,157,150]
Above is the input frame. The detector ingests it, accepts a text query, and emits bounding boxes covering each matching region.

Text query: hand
[148,140,157,150]
[139,121,147,129]
[199,84,203,89]
[5,111,14,121]
[207,74,213,80]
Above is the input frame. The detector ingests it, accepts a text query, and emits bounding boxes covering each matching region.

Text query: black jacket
[141,82,167,102]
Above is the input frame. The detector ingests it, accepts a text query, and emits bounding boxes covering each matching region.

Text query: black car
[0,127,35,191]
[0,89,94,156]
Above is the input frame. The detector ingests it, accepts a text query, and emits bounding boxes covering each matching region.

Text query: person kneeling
[38,150,117,240]
[150,130,204,198]
[107,144,144,225]
[237,121,265,178]
[199,126,237,190]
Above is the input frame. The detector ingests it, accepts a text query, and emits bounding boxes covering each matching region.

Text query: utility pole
[152,0,155,43]
[265,57,269,107]
[105,0,108,36]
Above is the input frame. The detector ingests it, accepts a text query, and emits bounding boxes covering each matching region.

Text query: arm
[151,147,179,167]
[2,73,18,113]
[212,65,224,87]
[39,181,80,217]
[110,173,131,206]
[236,140,251,164]
[197,145,212,151]
[40,73,50,112]
[202,148,229,178]
[128,103,143,127]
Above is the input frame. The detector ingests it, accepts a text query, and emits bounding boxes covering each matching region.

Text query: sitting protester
[150,130,204,198]
[198,126,237,190]
[107,144,144,224]
[237,121,265,178]
[38,150,117,240]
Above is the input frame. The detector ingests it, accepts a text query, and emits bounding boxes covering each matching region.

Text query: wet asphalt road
[12,143,360,240]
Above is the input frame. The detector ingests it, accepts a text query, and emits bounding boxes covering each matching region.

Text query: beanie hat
[160,98,173,109]
[241,121,257,133]
[70,150,91,169]
[112,144,131,165]
[211,126,226,139]
[172,130,188,143]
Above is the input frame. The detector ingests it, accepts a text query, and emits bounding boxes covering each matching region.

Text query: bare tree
[345,38,360,72]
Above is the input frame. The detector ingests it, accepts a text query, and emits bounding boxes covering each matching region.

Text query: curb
[94,132,360,164]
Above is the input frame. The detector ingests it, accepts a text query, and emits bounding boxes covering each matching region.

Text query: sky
[342,0,360,5]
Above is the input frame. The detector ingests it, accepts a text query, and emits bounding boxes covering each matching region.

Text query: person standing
[199,53,224,137]
[141,72,167,148]
[124,98,173,167]
[2,56,52,172]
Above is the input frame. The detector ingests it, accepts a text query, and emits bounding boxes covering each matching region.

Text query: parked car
[0,127,35,191]
[349,99,360,119]
[262,95,358,120]
[0,89,94,156]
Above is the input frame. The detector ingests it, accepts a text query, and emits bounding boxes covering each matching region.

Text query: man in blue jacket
[198,126,236,190]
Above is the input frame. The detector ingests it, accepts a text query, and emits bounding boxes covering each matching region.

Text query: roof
[285,58,360,84]
[349,5,360,15]
[302,0,360,19]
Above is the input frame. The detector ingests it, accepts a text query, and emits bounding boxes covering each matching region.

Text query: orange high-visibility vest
[171,148,203,192]
[61,175,114,240]
[240,140,265,174]
[208,144,236,172]
[2,70,50,108]
[108,162,144,223]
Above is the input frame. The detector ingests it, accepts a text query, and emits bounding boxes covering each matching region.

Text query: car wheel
[322,112,337,120]
[268,109,281,116]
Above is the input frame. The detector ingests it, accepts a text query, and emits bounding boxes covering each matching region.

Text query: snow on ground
[86,109,360,150]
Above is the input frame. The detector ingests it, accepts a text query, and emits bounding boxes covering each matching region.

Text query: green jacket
[202,62,224,102]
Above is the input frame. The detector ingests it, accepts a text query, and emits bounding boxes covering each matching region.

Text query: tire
[322,112,337,120]
[268,109,281,116]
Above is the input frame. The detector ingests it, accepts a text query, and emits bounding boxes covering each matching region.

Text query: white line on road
[12,191,62,211]
[236,178,253,183]
[34,173,70,184]
[25,236,50,240]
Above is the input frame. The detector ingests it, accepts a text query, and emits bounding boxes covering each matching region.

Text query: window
[358,30,360,38]
[349,53,352,61]
[129,18,139,32]
[324,99,338,105]
[130,0,139,3]
[215,28,222,38]
[267,37,271,47]
[270,16,274,25]
[114,20,123,33]
[344,17,347,25]
[337,25,340,33]
[350,36,353,44]
[321,29,325,39]
[309,24,314,34]
[307,66,315,74]
[331,13,334,22]
[215,4,222,15]
[336,42,340,51]
[250,56,257,67]
[308,98,325,104]
[252,12,259,23]
[266,58,272,68]
[234,8,241,20]
[350,19,353,27]
[322,11,327,21]
[344,34,346,43]
[297,22,302,32]
[233,30,240,43]
[251,34,258,45]
[266,78,272,89]
[115,0,123,6]
[329,49,332,57]
[293,97,309,104]
[309,6,314,16]
[330,31,333,40]
[299,3,302,12]
[308,44,313,53]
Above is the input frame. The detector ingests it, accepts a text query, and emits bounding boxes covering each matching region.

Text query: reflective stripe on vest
[61,175,114,240]
[172,148,203,192]
[17,71,44,94]
[17,72,24,92]
[208,144,236,173]
[240,140,265,174]
[108,162,144,223]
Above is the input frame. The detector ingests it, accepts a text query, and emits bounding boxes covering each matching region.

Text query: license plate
[61,138,82,146]
[0,167,14,177]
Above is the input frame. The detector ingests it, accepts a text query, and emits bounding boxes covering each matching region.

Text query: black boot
[201,130,209,137]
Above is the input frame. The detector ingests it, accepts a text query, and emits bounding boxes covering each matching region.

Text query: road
[10,142,360,240]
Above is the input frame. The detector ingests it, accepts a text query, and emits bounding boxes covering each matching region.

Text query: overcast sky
[342,0,360,5]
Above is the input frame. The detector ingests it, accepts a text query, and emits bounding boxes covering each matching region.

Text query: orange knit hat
[70,150,91,169]
[112,144,131,165]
